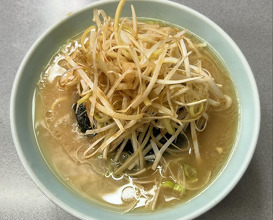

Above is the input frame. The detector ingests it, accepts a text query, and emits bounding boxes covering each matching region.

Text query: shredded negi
[56,0,232,210]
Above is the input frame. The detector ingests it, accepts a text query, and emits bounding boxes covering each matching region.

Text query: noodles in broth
[34,0,239,213]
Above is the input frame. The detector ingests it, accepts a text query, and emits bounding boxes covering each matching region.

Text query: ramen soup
[34,0,239,213]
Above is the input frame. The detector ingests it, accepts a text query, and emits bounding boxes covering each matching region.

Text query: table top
[0,0,272,219]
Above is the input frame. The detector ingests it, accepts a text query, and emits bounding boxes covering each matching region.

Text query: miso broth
[34,12,239,213]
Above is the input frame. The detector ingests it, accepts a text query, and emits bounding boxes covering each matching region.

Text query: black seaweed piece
[178,107,185,112]
[159,130,187,149]
[123,140,134,154]
[73,103,92,133]
[152,127,161,137]
[146,148,154,156]
[143,127,161,156]
[173,132,187,147]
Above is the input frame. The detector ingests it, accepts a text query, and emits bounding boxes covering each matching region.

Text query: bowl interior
[10,0,260,219]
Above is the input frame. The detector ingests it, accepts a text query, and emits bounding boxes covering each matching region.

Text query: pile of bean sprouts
[59,0,232,179]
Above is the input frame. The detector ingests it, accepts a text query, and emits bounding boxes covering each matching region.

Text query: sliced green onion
[161,181,175,189]
[184,164,197,180]
[173,184,184,193]
[162,181,185,194]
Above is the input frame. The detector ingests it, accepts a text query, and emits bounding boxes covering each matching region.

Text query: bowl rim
[10,0,260,219]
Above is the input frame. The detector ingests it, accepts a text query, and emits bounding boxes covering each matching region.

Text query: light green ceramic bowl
[10,0,260,219]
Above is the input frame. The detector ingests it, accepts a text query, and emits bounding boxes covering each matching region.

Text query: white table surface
[0,0,272,219]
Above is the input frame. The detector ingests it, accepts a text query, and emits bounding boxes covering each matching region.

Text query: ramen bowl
[10,0,260,219]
